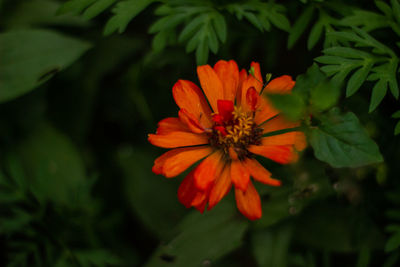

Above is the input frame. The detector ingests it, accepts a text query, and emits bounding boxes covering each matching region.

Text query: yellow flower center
[209,106,262,159]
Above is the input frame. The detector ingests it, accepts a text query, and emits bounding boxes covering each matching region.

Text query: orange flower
[148,60,306,220]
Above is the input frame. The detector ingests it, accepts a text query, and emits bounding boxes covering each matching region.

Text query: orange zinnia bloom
[148,60,306,220]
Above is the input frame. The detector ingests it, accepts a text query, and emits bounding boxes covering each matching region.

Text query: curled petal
[173,80,213,128]
[214,60,240,101]
[155,117,189,135]
[208,166,231,210]
[148,131,208,148]
[194,151,224,190]
[248,145,298,164]
[236,69,248,104]
[235,181,262,220]
[243,158,281,186]
[230,160,250,191]
[246,87,259,111]
[197,64,224,112]
[152,146,212,177]
[179,109,205,133]
[264,75,295,94]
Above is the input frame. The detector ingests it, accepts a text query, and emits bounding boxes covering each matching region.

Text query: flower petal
[295,132,307,151]
[254,97,279,125]
[248,145,298,164]
[179,109,205,133]
[243,158,281,186]
[235,181,262,220]
[172,80,213,128]
[155,117,189,135]
[236,69,248,104]
[264,75,295,94]
[152,146,212,177]
[197,64,225,112]
[217,100,234,122]
[230,160,250,191]
[260,132,302,146]
[214,60,239,101]
[178,170,208,213]
[148,131,208,148]
[240,62,263,109]
[208,166,231,210]
[261,115,299,134]
[194,151,224,190]
[246,86,259,111]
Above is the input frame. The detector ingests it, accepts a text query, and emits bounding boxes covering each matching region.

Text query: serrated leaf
[323,46,371,59]
[207,25,218,54]
[149,13,186,34]
[213,13,227,43]
[0,29,91,103]
[340,10,389,32]
[57,0,96,15]
[309,108,383,168]
[308,19,324,50]
[104,0,155,35]
[196,39,209,65]
[178,13,207,42]
[385,232,400,252]
[288,6,315,49]
[152,30,168,52]
[186,29,202,53]
[82,0,116,20]
[346,60,374,97]
[243,11,264,31]
[269,9,290,31]
[375,0,393,17]
[392,0,400,23]
[392,110,400,118]
[395,121,400,135]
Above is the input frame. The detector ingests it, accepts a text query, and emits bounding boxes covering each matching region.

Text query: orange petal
[254,97,279,125]
[194,151,224,190]
[243,158,281,186]
[148,131,208,148]
[197,64,224,112]
[178,170,208,213]
[235,181,262,220]
[208,166,232,210]
[294,132,307,151]
[236,69,248,105]
[179,109,204,133]
[152,146,212,177]
[265,75,295,94]
[260,132,302,146]
[214,60,239,101]
[230,160,250,191]
[248,145,298,164]
[246,87,259,111]
[172,80,212,128]
[155,117,189,135]
[261,115,300,134]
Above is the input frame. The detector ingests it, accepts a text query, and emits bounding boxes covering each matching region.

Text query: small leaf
[207,26,219,54]
[178,14,207,42]
[213,13,227,43]
[309,108,383,168]
[375,0,393,17]
[346,60,374,97]
[196,39,209,65]
[369,79,388,112]
[392,110,400,118]
[395,121,400,135]
[307,19,324,50]
[57,0,97,15]
[288,6,315,49]
[104,0,155,35]
[385,232,400,252]
[82,0,117,20]
[269,10,290,31]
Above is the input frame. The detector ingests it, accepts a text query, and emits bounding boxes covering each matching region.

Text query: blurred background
[1,0,400,266]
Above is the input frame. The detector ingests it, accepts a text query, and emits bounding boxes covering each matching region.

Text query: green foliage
[0,29,91,103]
[309,108,383,168]
[392,110,400,135]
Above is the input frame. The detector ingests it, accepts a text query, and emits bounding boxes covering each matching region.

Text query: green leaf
[309,108,383,168]
[392,110,400,118]
[375,0,393,17]
[0,29,91,103]
[310,80,340,111]
[17,122,91,207]
[149,13,186,34]
[369,79,388,112]
[178,13,207,42]
[144,202,248,267]
[118,148,186,240]
[268,8,290,31]
[346,60,374,97]
[340,10,389,32]
[196,39,209,65]
[104,0,155,35]
[57,0,97,15]
[395,121,400,135]
[392,0,400,24]
[82,0,117,20]
[288,6,315,49]
[213,13,227,43]
[267,93,306,121]
[307,19,324,50]
[386,232,400,252]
